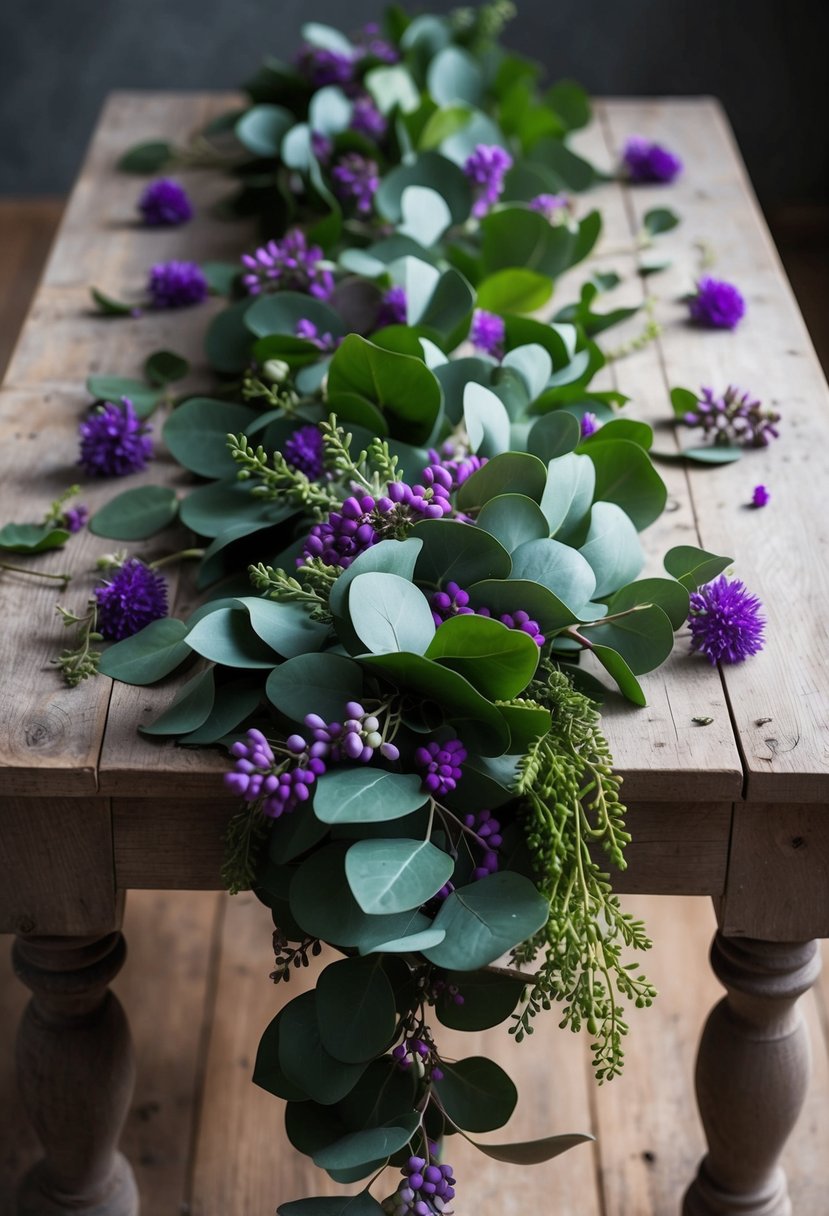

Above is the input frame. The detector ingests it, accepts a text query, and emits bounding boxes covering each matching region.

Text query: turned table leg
[12,931,139,1216]
[683,934,821,1216]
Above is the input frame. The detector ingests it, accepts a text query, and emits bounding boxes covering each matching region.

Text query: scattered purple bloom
[622,136,683,184]
[529,192,570,221]
[376,285,407,328]
[331,152,379,215]
[94,558,168,641]
[470,308,506,358]
[416,738,467,797]
[284,425,325,480]
[62,504,89,533]
[241,229,335,300]
[682,385,780,447]
[751,484,770,508]
[464,144,513,218]
[295,318,338,351]
[137,178,193,227]
[580,412,599,438]
[688,575,765,665]
[301,481,452,569]
[78,398,153,478]
[294,44,354,87]
[147,260,208,309]
[350,95,388,141]
[688,276,746,329]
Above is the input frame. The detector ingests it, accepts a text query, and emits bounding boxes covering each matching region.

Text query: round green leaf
[327,335,442,446]
[329,538,423,620]
[279,991,367,1105]
[316,957,397,1063]
[579,501,644,598]
[205,299,255,374]
[464,382,511,458]
[510,538,597,612]
[144,349,189,386]
[246,292,346,340]
[426,615,539,701]
[89,485,178,541]
[434,1057,517,1133]
[585,439,667,531]
[476,269,553,315]
[86,375,161,418]
[427,46,483,107]
[0,523,69,554]
[117,140,173,173]
[266,652,364,724]
[412,519,512,588]
[98,618,191,686]
[663,545,733,592]
[605,577,689,631]
[139,668,215,737]
[527,412,581,462]
[581,603,675,675]
[233,597,330,658]
[179,480,285,539]
[181,675,263,745]
[424,872,548,970]
[455,452,547,513]
[345,839,454,914]
[376,153,472,225]
[235,104,294,156]
[539,452,596,539]
[162,398,257,478]
[476,493,550,552]
[313,769,428,826]
[314,1118,418,1171]
[436,969,526,1032]
[347,572,435,656]
[184,607,278,668]
[468,577,578,633]
[252,1012,308,1102]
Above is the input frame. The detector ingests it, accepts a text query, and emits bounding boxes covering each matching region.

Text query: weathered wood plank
[0,199,62,378]
[601,98,829,804]
[113,796,235,888]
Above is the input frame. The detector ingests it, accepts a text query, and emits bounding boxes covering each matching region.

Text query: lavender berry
[751,484,770,508]
[470,309,505,358]
[464,144,513,218]
[147,260,208,309]
[62,503,89,533]
[283,424,325,480]
[78,398,153,477]
[137,178,193,226]
[377,285,408,328]
[301,481,452,569]
[688,575,765,665]
[416,738,467,796]
[331,153,380,216]
[94,559,168,641]
[241,229,335,300]
[688,277,746,329]
[382,1157,457,1216]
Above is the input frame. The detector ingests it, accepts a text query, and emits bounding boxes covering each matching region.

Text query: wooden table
[0,93,826,1216]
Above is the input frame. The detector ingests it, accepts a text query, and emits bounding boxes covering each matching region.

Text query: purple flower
[137,178,193,226]
[284,425,325,480]
[376,285,407,328]
[94,558,168,641]
[382,1157,456,1216]
[464,808,503,880]
[580,412,599,438]
[529,192,569,221]
[350,95,388,141]
[301,482,452,569]
[241,229,335,300]
[682,385,779,447]
[62,504,89,533]
[751,484,770,508]
[358,23,400,64]
[295,318,338,351]
[331,153,379,216]
[311,131,333,163]
[471,308,505,357]
[689,277,746,330]
[622,136,683,184]
[294,44,354,87]
[688,575,765,665]
[78,398,153,477]
[147,260,208,309]
[464,144,513,218]
[416,738,467,797]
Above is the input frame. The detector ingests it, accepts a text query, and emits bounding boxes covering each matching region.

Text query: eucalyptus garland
[8,5,771,1213]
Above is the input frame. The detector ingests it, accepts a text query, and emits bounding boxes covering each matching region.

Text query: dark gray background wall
[1,0,827,208]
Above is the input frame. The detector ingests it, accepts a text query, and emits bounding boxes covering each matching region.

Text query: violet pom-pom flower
[470,308,505,357]
[688,277,746,330]
[137,178,193,226]
[622,136,683,184]
[688,575,765,665]
[94,558,168,641]
[416,738,467,797]
[241,229,335,300]
[62,504,89,533]
[464,144,513,218]
[147,260,208,309]
[294,44,354,87]
[377,285,407,328]
[284,425,325,480]
[78,398,153,478]
[751,484,770,508]
[331,153,380,216]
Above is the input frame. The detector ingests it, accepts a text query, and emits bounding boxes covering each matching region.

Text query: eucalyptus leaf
[426,614,539,701]
[456,452,547,513]
[643,206,680,236]
[606,577,690,630]
[86,376,161,417]
[434,1057,517,1133]
[468,1132,594,1164]
[89,486,178,541]
[0,523,70,554]
[314,769,428,825]
[139,668,216,737]
[464,382,511,458]
[266,653,364,724]
[314,1119,419,1171]
[347,572,435,656]
[98,618,191,685]
[163,398,258,478]
[144,349,189,386]
[582,603,674,674]
[316,956,397,1064]
[579,501,644,598]
[234,597,330,658]
[412,519,512,587]
[345,839,455,915]
[117,140,173,173]
[424,872,548,970]
[585,439,667,531]
[279,991,367,1105]
[663,545,732,592]
[476,494,550,552]
[277,1191,385,1215]
[475,269,552,314]
[327,335,441,445]
[184,607,279,668]
[510,538,597,612]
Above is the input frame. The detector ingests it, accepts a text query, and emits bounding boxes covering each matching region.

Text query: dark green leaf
[426,615,539,700]
[663,545,733,592]
[181,675,262,744]
[144,349,190,386]
[643,207,680,236]
[587,643,646,706]
[277,1193,385,1215]
[670,386,699,419]
[179,479,285,539]
[316,956,397,1063]
[424,872,548,970]
[585,439,667,530]
[435,970,526,1031]
[0,523,69,554]
[279,991,367,1104]
[314,1119,418,1171]
[475,268,552,315]
[98,618,190,685]
[253,1011,308,1101]
[139,668,216,737]
[89,485,178,541]
[455,452,547,513]
[434,1057,517,1133]
[202,261,241,296]
[581,603,674,674]
[527,412,581,461]
[605,577,689,631]
[246,292,346,341]
[468,1131,594,1164]
[546,80,591,131]
[117,140,173,173]
[376,153,473,226]
[162,398,257,478]
[205,299,255,374]
[234,597,329,658]
[184,607,278,668]
[266,653,364,724]
[90,287,134,316]
[468,578,579,633]
[412,519,511,588]
[86,375,161,416]
[327,336,442,446]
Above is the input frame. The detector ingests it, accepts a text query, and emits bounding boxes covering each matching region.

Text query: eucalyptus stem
[0,561,71,584]
[149,547,205,571]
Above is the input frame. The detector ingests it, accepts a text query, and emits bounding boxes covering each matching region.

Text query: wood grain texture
[0,199,62,378]
[605,802,731,895]
[113,797,237,889]
[0,796,117,936]
[600,99,829,804]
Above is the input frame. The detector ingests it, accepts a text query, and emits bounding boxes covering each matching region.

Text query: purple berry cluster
[357,22,400,64]
[428,977,465,1007]
[78,398,153,478]
[62,503,89,533]
[301,480,452,569]
[415,738,467,797]
[377,285,408,328]
[464,809,502,881]
[622,136,683,184]
[295,318,338,351]
[688,276,746,330]
[470,308,505,358]
[464,144,513,218]
[580,412,599,438]
[320,701,401,764]
[529,192,570,221]
[382,1157,457,1216]
[137,178,193,226]
[241,229,335,300]
[429,583,546,646]
[331,153,380,215]
[294,45,354,87]
[392,1037,444,1081]
[425,444,486,491]
[350,94,388,141]
[688,576,765,666]
[283,424,325,479]
[94,559,168,641]
[682,384,780,448]
[147,260,208,309]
